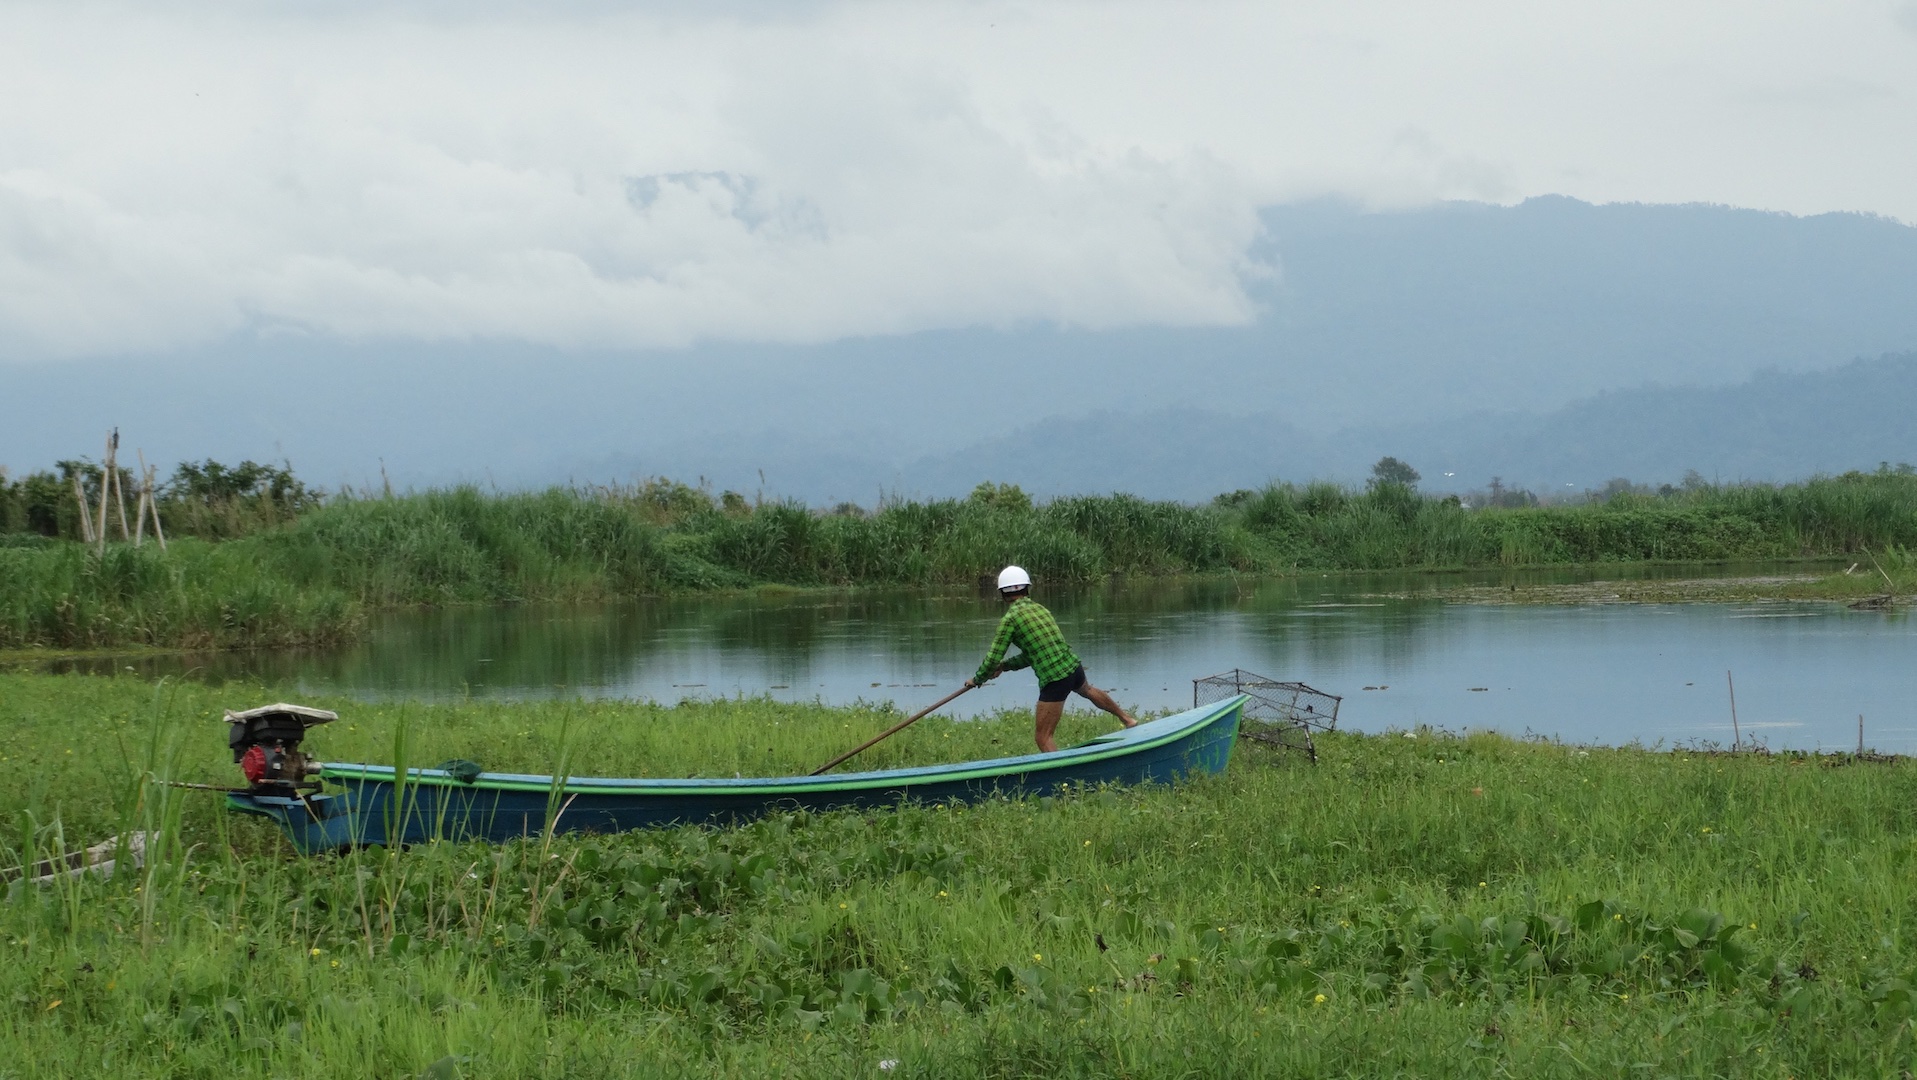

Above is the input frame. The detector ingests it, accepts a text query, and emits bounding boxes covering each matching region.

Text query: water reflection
[37,565,1916,753]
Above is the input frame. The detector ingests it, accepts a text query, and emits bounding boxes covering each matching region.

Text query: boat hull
[228,696,1246,855]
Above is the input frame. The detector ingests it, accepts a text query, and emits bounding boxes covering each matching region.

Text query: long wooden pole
[1862,547,1896,592]
[95,431,113,555]
[810,685,973,776]
[147,462,167,551]
[71,473,95,543]
[1726,670,1740,750]
[110,443,131,541]
[133,450,151,546]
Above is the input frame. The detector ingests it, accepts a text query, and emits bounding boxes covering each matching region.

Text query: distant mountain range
[881,352,1917,500]
[1346,352,1917,494]
[615,352,1917,501]
[5,196,1916,499]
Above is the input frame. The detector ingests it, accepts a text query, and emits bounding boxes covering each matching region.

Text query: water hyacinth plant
[4,672,1917,1076]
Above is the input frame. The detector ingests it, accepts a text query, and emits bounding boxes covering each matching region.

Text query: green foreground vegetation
[5,673,1917,1077]
[3,465,1916,650]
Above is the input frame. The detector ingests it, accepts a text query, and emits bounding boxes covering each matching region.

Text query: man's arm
[969,611,1019,685]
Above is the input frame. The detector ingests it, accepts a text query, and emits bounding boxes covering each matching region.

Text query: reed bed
[5,672,1917,1076]
[1800,544,1917,601]
[0,541,359,651]
[4,471,1916,650]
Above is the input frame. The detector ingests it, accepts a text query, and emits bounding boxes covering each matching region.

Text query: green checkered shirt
[975,597,1081,686]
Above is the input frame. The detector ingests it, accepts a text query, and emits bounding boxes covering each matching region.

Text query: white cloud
[0,4,1267,356]
[0,1,1912,358]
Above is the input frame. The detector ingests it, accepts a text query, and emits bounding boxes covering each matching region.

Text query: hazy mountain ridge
[1389,351,1917,491]
[891,352,1917,501]
[3,197,1914,496]
[1247,196,1917,422]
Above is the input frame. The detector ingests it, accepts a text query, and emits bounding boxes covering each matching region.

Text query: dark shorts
[1037,665,1088,703]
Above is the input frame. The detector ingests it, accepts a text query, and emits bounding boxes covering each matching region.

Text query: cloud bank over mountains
[0,3,1264,357]
[5,198,1916,503]
[2,1,1914,359]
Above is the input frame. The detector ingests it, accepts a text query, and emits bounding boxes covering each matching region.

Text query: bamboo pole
[810,685,972,775]
[94,431,113,555]
[1862,548,1896,592]
[1726,670,1740,750]
[110,449,131,542]
[133,450,153,546]
[71,473,95,543]
[148,462,166,551]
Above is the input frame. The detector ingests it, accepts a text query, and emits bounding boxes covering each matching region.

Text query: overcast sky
[3,0,1914,360]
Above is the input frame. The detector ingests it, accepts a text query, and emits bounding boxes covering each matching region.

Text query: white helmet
[997,565,1031,593]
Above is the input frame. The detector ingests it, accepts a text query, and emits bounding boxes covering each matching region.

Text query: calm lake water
[49,565,1917,753]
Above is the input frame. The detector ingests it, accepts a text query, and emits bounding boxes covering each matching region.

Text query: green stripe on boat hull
[228,696,1247,855]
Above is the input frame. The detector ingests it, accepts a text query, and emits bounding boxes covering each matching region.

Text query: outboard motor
[226,703,335,795]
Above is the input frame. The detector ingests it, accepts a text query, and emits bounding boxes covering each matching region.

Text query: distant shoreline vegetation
[1,457,1914,650]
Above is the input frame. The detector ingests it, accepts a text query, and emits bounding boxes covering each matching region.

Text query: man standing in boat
[965,565,1138,752]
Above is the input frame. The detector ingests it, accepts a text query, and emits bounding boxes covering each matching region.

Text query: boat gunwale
[315,696,1248,796]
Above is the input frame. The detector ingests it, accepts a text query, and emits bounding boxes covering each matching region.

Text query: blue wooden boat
[227,695,1247,855]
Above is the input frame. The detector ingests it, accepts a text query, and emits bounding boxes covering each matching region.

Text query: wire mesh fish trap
[1194,669,1342,762]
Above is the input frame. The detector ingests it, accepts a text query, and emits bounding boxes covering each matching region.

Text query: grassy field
[5,672,1917,1077]
[4,470,1916,651]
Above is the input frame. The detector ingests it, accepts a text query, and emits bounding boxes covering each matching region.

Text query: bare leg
[1034,699,1065,752]
[1076,683,1138,728]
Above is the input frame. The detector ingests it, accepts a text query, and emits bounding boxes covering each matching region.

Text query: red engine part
[240,744,271,784]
